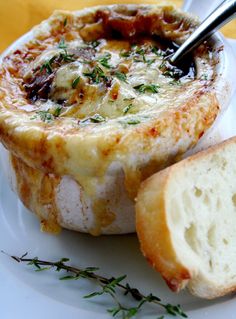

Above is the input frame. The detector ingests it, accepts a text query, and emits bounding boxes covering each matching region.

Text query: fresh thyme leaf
[108,275,127,287]
[60,258,70,263]
[32,110,54,122]
[134,46,145,55]
[107,307,121,316]
[123,98,135,101]
[159,60,184,79]
[9,252,188,319]
[89,40,100,49]
[84,291,102,299]
[123,103,133,114]
[83,66,108,84]
[63,17,68,27]
[147,58,155,66]
[84,275,127,299]
[59,51,75,63]
[127,307,138,317]
[90,114,106,123]
[84,267,100,272]
[200,74,208,80]
[169,79,181,86]
[114,71,127,83]
[35,267,51,272]
[97,53,112,69]
[120,50,131,58]
[40,56,56,74]
[122,118,141,125]
[133,57,143,63]
[27,257,41,269]
[134,84,159,94]
[60,275,79,280]
[54,106,63,117]
[152,47,164,57]
[164,304,188,317]
[72,76,81,89]
[79,60,92,65]
[58,38,67,50]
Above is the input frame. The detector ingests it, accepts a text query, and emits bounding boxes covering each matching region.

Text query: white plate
[0,39,236,319]
[1,3,236,315]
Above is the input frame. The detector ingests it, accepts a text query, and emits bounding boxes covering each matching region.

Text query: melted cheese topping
[27,40,197,120]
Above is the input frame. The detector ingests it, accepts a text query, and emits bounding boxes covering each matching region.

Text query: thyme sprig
[114,71,127,83]
[83,66,108,84]
[97,53,112,69]
[40,56,56,74]
[7,252,187,319]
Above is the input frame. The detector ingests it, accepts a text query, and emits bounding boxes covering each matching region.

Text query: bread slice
[136,136,236,299]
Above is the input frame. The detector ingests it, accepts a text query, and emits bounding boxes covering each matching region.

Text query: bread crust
[136,136,236,298]
[136,167,191,292]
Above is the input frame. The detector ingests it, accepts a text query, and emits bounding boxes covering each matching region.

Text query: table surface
[0,0,235,53]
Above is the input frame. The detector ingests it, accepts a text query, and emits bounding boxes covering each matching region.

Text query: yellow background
[0,0,235,53]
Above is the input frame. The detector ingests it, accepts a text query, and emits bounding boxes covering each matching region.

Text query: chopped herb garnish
[134,84,159,94]
[134,46,145,55]
[79,60,92,65]
[59,51,75,62]
[127,119,140,125]
[152,47,164,57]
[123,104,133,114]
[120,45,156,66]
[54,106,63,117]
[200,74,208,80]
[159,60,184,79]
[40,56,56,74]
[83,66,108,84]
[90,114,106,123]
[114,71,127,83]
[89,40,100,49]
[63,18,68,27]
[120,50,131,58]
[97,53,112,69]
[72,76,81,89]
[31,107,63,122]
[123,97,135,101]
[80,114,106,124]
[33,110,54,122]
[146,59,155,66]
[121,118,141,125]
[58,38,67,50]
[169,79,181,86]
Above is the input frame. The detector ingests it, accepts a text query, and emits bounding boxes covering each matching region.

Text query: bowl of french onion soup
[0,4,235,235]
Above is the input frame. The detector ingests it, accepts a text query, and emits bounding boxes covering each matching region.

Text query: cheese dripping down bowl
[0,4,235,235]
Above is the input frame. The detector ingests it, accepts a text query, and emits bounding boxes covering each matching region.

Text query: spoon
[170,0,236,64]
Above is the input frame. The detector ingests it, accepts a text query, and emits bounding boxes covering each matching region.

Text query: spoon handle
[170,0,236,64]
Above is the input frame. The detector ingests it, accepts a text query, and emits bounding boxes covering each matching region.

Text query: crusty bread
[136,136,236,299]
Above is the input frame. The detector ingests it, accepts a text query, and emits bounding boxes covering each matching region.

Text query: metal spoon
[170,0,236,64]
